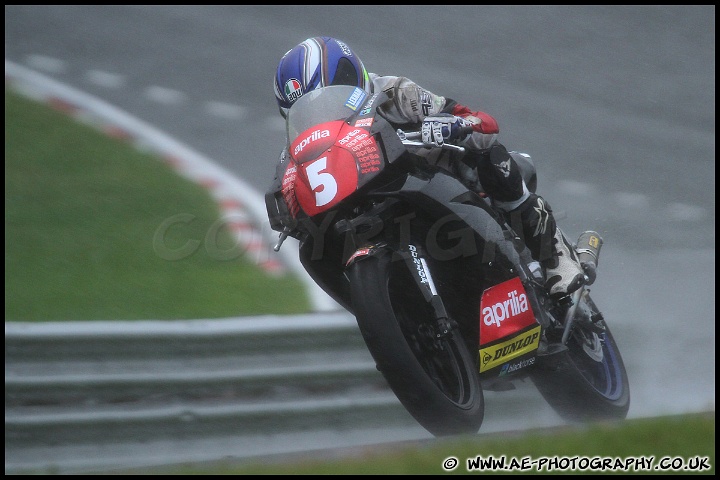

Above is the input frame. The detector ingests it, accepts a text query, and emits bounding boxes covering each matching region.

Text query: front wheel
[348,248,484,437]
[531,291,630,422]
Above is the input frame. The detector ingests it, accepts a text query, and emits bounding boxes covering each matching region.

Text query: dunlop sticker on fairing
[479,325,541,373]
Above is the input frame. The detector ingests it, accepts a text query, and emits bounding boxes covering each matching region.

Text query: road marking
[612,191,651,210]
[204,101,247,119]
[145,85,187,105]
[25,54,65,73]
[666,202,707,221]
[86,69,125,88]
[557,179,598,197]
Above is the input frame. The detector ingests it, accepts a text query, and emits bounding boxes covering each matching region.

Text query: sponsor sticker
[345,87,367,111]
[420,90,433,116]
[345,246,373,266]
[335,39,353,56]
[479,277,536,345]
[284,78,303,103]
[281,164,298,217]
[479,326,541,372]
[358,94,378,116]
[293,129,331,157]
[354,118,373,127]
[499,356,536,376]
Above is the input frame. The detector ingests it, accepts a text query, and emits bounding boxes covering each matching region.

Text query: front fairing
[283,86,394,218]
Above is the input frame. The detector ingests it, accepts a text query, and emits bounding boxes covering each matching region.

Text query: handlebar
[396,129,466,154]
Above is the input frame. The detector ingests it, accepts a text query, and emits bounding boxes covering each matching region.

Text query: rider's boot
[543,227,586,297]
[500,193,585,297]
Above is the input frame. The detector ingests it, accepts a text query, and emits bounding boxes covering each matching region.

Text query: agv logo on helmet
[284,78,303,103]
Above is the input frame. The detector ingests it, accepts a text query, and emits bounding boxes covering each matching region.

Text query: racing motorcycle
[265,85,630,437]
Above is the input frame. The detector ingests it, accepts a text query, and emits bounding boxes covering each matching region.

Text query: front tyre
[348,248,484,437]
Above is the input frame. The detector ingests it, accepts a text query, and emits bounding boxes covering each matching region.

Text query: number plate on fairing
[290,120,382,217]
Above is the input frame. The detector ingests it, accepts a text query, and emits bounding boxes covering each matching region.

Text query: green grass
[123,412,714,475]
[5,88,311,320]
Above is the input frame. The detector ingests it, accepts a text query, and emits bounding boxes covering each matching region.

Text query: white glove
[421,113,473,147]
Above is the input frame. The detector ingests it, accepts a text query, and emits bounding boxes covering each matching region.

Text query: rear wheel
[348,248,484,437]
[531,292,630,421]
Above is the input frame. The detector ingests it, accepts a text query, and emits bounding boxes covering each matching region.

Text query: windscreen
[286,85,366,143]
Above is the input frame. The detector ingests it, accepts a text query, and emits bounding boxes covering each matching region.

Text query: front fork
[397,243,456,341]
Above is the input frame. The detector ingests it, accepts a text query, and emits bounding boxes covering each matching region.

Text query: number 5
[305,156,338,207]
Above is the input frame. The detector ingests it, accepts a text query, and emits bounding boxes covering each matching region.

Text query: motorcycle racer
[273,36,585,297]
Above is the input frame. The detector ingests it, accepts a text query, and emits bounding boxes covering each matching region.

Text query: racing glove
[421,113,473,147]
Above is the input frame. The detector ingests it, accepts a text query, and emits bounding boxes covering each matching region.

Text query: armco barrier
[4,313,424,473]
[5,313,561,474]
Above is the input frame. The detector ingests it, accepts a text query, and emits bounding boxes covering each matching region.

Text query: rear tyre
[531,293,630,422]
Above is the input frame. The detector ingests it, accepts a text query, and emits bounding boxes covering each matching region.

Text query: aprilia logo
[479,277,536,346]
[294,129,330,156]
[338,129,362,145]
[482,289,529,327]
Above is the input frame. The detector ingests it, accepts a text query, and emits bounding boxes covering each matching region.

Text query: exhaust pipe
[576,231,603,285]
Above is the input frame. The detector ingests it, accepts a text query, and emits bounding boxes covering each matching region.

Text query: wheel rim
[568,328,626,401]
